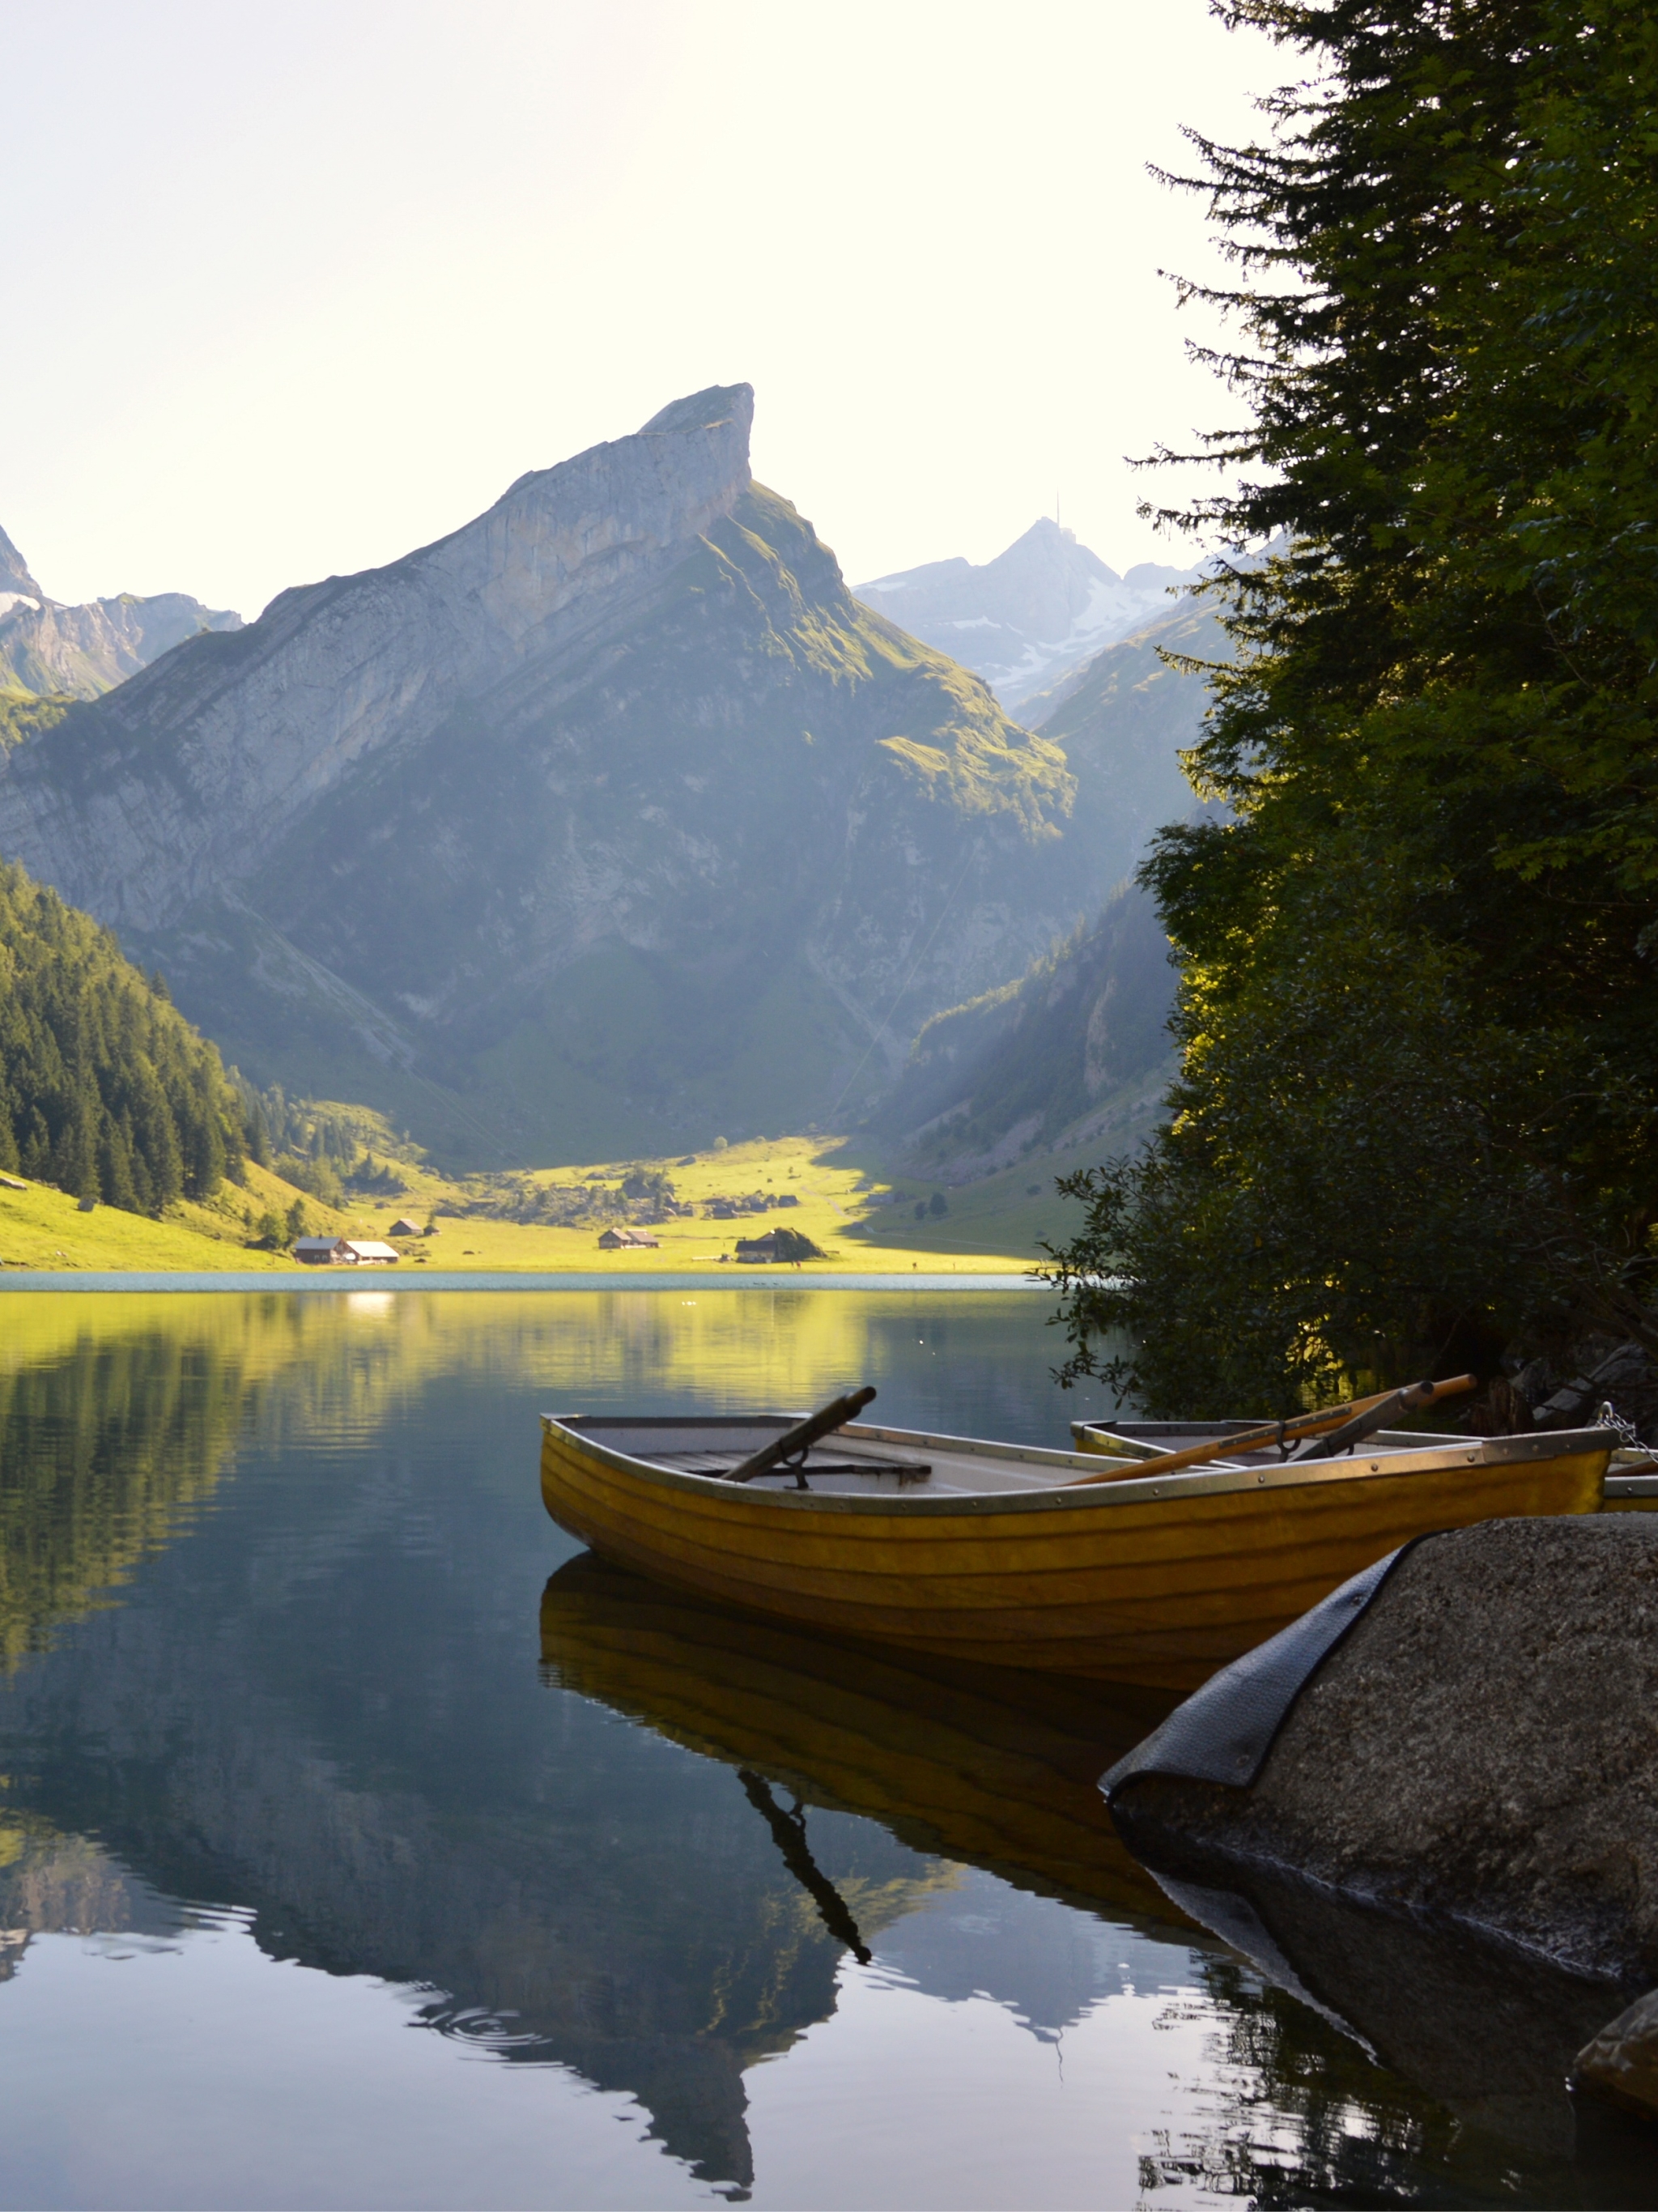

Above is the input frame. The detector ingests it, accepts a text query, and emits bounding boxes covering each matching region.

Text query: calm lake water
[0,1289,1652,2210]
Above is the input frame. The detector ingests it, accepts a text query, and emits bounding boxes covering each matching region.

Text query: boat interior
[555,1414,1091,1495]
[551,1413,1489,1499]
[1076,1419,1469,1465]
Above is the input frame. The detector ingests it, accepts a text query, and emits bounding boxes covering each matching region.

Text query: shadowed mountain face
[868,600,1229,1179]
[856,520,1202,712]
[0,389,1130,1167]
[874,879,1178,1179]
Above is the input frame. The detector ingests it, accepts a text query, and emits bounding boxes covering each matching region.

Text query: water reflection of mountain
[4,1298,1116,2193]
[9,1295,1647,2205]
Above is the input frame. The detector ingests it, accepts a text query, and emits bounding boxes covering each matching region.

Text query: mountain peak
[0,385,1106,1169]
[857,519,1202,711]
[983,517,1120,592]
[640,383,755,440]
[0,520,243,700]
[0,522,44,605]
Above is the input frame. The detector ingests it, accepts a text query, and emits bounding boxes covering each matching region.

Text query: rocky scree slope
[0,388,1120,1167]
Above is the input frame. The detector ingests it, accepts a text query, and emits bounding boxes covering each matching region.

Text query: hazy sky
[3,1,1281,619]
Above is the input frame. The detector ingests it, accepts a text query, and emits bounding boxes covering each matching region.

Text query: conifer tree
[1048,0,1658,1412]
[0,859,246,1214]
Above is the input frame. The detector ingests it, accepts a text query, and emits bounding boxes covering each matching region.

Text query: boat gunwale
[541,1413,1615,1516]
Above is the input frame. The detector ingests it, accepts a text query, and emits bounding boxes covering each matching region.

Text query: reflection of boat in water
[539,1551,1187,1927]
[539,1410,1612,1687]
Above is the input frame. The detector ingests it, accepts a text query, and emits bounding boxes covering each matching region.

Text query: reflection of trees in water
[0,1292,447,1666]
[0,1338,950,2193]
[0,1285,1080,1677]
[0,1327,251,1666]
[1138,1944,1658,2207]
[1139,1956,1452,2205]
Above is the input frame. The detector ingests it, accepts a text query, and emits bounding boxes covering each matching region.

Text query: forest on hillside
[1049,0,1658,1414]
[0,858,244,1209]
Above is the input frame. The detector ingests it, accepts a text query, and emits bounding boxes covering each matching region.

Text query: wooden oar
[1065,1374,1477,1487]
[725,1387,878,1484]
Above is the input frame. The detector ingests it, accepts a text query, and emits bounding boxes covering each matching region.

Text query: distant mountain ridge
[0,522,242,700]
[0,387,1154,1167]
[869,593,1232,1183]
[855,519,1202,712]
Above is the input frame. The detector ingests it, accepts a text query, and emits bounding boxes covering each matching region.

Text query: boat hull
[540,1415,1610,1688]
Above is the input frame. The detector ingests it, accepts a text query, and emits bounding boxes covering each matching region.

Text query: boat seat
[652,1448,933,1485]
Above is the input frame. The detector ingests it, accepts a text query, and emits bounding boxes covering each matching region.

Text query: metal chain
[1596,1399,1647,1453]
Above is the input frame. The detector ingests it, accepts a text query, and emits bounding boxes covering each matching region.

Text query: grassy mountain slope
[0,1159,356,1272]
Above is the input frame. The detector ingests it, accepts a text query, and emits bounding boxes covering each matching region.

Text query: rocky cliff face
[0,386,1124,1164]
[0,590,244,700]
[0,522,43,601]
[0,521,242,700]
[865,598,1229,1181]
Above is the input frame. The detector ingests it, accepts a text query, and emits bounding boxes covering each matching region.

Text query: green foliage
[0,858,244,1213]
[278,1153,344,1209]
[620,1166,677,1207]
[766,1226,825,1262]
[0,690,74,751]
[1047,0,1658,1412]
[227,1078,416,1203]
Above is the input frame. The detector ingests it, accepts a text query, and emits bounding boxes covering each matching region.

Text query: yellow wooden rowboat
[1603,1451,1658,1511]
[539,1409,1613,1689]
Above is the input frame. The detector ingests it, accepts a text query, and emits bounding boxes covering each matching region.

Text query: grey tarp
[1099,1538,1434,1802]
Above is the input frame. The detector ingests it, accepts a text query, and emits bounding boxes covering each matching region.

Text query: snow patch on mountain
[856,518,1203,713]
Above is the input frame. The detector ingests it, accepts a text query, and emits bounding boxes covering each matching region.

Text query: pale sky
[2,1,1282,620]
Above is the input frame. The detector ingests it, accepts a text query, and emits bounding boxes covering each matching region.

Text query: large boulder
[1110,1516,1658,1983]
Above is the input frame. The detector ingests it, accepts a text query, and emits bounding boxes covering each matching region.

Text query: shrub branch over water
[1047,0,1658,1413]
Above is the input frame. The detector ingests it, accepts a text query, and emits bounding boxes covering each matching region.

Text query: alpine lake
[0,1284,1652,2210]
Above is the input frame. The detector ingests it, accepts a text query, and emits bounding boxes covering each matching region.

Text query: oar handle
[1287,1374,1473,1461]
[726,1387,878,1483]
[1066,1374,1476,1487]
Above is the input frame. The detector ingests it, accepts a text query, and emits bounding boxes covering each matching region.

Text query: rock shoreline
[1111,1517,1658,1984]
